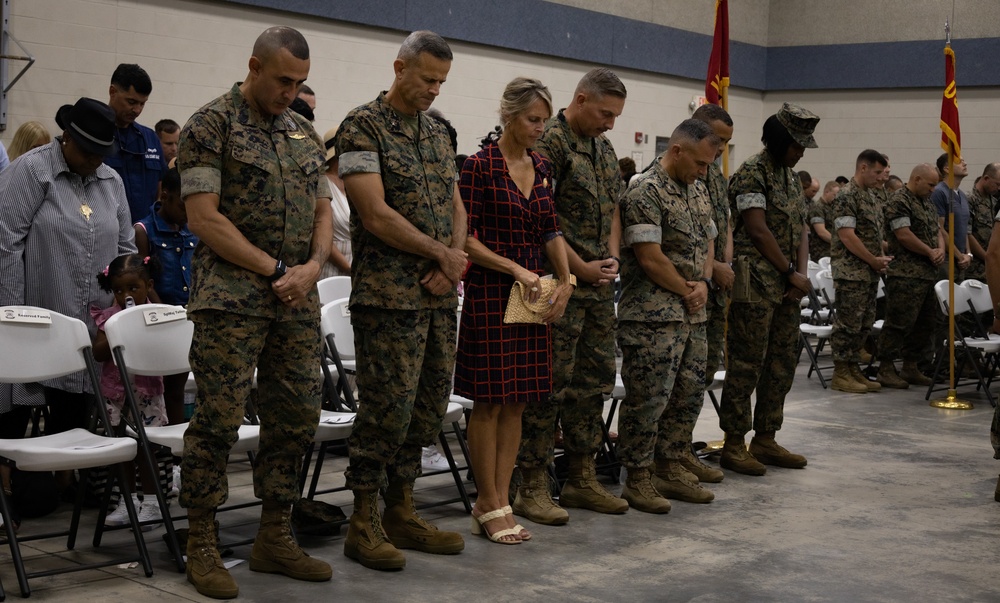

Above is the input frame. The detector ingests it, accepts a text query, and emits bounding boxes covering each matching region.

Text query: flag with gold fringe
[705,0,729,105]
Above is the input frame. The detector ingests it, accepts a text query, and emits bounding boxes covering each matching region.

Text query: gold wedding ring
[288,295,292,301]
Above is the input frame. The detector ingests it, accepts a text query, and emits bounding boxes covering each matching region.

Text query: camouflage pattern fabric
[830,179,885,284]
[877,276,938,362]
[177,84,328,510]
[967,187,993,281]
[885,186,940,281]
[517,295,615,469]
[616,160,713,467]
[807,199,833,262]
[345,306,455,490]
[334,92,458,311]
[728,149,804,305]
[617,321,708,468]
[830,279,878,363]
[719,298,800,436]
[618,160,717,324]
[517,107,620,470]
[178,83,329,322]
[703,161,730,372]
[534,109,621,304]
[181,311,322,508]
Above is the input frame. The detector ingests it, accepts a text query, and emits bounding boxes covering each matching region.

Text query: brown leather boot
[559,454,628,514]
[512,467,569,525]
[900,361,933,386]
[250,501,332,581]
[679,448,724,483]
[621,468,671,514]
[186,508,238,599]
[652,459,714,503]
[850,364,881,391]
[831,361,868,393]
[719,434,766,476]
[382,481,464,554]
[344,490,406,570]
[749,431,807,468]
[876,362,910,389]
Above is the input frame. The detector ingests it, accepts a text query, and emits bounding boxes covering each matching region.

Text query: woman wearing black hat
[0,97,137,495]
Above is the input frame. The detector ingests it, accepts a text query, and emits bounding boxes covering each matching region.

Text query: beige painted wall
[7,0,999,192]
[4,0,764,169]
[763,88,1000,190]
[543,0,770,45]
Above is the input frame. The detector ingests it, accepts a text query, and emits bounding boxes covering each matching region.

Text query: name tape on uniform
[143,307,187,326]
[1,308,52,325]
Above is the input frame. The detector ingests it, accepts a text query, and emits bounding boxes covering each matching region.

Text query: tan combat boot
[831,361,869,393]
[559,454,629,514]
[652,459,714,503]
[876,362,910,389]
[679,447,724,483]
[749,431,807,468]
[621,468,671,514]
[344,490,406,570]
[719,434,766,476]
[185,508,238,599]
[850,364,881,391]
[250,501,332,581]
[512,467,569,525]
[900,361,933,386]
[382,481,464,554]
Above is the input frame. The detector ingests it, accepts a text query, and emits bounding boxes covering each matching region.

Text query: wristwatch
[783,262,796,277]
[701,277,716,291]
[269,259,287,282]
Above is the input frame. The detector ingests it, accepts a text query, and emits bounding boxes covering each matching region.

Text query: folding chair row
[0,307,152,598]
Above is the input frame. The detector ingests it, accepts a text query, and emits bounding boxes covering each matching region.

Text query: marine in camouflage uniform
[179,82,330,510]
[828,152,889,394]
[516,92,626,515]
[617,125,718,511]
[967,184,995,283]
[704,159,731,374]
[875,166,943,388]
[178,29,334,596]
[720,103,818,476]
[335,33,467,570]
[807,197,833,261]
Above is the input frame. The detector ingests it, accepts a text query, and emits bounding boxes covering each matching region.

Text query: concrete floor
[3,360,1000,603]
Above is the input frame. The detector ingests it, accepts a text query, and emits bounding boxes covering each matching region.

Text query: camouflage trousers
[877,276,938,363]
[181,311,322,509]
[706,287,730,374]
[517,293,616,469]
[617,320,708,468]
[719,297,800,436]
[346,306,455,491]
[830,279,878,363]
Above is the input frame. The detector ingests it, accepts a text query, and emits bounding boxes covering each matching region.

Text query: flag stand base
[930,390,973,410]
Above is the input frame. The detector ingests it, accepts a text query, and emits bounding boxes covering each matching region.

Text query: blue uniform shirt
[105,122,167,222]
[137,202,198,306]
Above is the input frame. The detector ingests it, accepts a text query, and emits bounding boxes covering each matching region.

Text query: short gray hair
[500,77,552,125]
[398,30,453,63]
[575,68,626,99]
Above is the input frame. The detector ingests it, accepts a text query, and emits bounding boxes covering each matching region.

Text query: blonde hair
[8,121,51,160]
[499,77,553,127]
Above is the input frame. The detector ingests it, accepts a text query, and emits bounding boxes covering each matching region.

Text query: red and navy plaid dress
[454,143,561,405]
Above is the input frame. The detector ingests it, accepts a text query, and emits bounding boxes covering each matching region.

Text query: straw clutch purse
[503,278,559,324]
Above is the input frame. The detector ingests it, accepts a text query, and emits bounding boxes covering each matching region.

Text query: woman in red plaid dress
[456,78,574,544]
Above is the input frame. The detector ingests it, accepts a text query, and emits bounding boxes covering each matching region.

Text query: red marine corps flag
[705,0,729,106]
[940,44,961,163]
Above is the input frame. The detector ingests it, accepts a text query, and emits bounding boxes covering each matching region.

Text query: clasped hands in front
[420,245,469,296]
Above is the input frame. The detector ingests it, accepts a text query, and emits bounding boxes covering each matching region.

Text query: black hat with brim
[55,97,119,157]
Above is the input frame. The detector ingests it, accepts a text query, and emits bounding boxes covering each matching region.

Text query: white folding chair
[818,256,831,270]
[317,276,352,306]
[103,304,261,571]
[926,281,999,406]
[0,306,152,597]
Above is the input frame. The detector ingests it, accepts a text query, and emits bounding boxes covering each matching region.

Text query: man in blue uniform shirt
[104,63,167,222]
